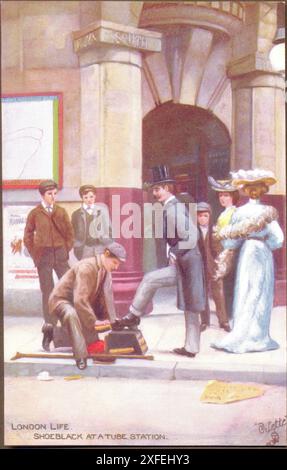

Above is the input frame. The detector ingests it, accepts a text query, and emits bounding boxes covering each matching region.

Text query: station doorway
[142,102,231,271]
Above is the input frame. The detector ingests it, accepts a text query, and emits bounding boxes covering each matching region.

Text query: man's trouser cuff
[129,304,143,317]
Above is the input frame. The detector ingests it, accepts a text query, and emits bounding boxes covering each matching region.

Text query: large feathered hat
[208,176,238,192]
[230,169,277,187]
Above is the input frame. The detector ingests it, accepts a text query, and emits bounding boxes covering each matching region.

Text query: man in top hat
[208,176,240,321]
[71,184,112,260]
[24,179,74,351]
[196,201,230,332]
[113,165,206,358]
[49,241,126,370]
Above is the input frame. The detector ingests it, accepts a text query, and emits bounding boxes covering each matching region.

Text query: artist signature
[265,431,280,446]
[254,415,286,446]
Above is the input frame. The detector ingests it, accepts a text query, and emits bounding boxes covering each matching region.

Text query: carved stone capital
[227,52,274,78]
[230,70,285,90]
[73,20,162,55]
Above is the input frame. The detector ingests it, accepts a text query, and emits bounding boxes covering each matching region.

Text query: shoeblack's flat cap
[105,242,126,262]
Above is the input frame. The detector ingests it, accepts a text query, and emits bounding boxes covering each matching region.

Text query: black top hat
[149,165,176,186]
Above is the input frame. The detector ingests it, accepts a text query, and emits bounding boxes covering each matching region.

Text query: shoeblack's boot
[76,358,87,370]
[42,323,54,352]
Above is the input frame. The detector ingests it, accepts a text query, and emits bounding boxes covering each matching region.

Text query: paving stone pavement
[4,304,286,385]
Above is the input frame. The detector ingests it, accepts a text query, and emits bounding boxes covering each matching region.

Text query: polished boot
[173,347,196,358]
[111,313,140,330]
[42,324,54,352]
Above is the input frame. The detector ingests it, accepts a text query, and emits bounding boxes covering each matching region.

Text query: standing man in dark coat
[24,180,74,351]
[71,184,112,260]
[113,166,206,358]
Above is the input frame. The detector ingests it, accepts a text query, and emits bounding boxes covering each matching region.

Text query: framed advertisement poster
[2,93,63,189]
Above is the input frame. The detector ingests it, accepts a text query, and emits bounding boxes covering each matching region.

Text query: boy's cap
[39,180,58,195]
[79,185,97,198]
[197,202,212,213]
[105,242,126,262]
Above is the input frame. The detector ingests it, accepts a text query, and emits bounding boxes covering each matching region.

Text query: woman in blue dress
[211,170,284,353]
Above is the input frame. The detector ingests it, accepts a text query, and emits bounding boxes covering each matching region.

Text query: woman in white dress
[211,170,284,353]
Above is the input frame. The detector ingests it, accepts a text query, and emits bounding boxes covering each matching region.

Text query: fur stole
[214,249,236,280]
[213,205,278,241]
[213,205,278,280]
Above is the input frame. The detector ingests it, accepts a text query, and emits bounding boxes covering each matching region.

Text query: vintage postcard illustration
[2,0,286,448]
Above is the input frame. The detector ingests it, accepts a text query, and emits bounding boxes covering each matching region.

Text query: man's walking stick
[10,351,154,362]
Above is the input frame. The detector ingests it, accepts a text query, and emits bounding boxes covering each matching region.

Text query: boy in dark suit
[197,202,230,332]
[71,185,112,260]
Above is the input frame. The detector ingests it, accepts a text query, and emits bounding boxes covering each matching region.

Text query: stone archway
[143,102,231,200]
[142,101,231,270]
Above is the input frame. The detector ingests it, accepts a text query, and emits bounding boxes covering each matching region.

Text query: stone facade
[2,1,285,312]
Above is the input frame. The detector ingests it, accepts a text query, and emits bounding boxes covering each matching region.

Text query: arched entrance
[142,102,231,270]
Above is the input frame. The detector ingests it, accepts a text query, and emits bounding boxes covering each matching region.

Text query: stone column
[230,71,286,305]
[73,20,161,315]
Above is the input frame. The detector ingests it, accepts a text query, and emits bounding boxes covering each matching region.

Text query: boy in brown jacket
[24,180,74,351]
